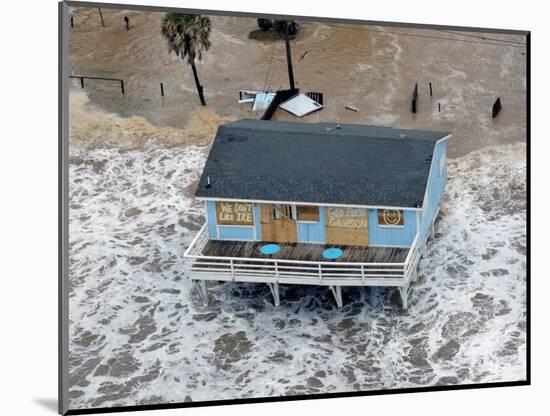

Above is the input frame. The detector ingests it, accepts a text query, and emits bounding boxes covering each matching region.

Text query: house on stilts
[184,119,450,309]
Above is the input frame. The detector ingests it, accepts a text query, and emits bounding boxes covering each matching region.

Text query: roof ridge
[221,119,449,142]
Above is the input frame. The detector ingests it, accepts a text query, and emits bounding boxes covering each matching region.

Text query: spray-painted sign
[326,207,368,229]
[216,202,254,225]
[377,209,404,226]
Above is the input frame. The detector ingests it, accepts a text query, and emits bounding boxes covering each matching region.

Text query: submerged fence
[70,75,125,94]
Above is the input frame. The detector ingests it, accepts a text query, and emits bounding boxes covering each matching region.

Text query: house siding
[419,140,448,244]
[297,206,326,243]
[206,201,217,239]
[367,208,418,247]
[218,226,255,240]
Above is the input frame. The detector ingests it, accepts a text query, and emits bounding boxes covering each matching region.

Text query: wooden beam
[412,267,419,283]
[329,285,343,308]
[398,286,408,310]
[195,280,208,306]
[267,282,280,306]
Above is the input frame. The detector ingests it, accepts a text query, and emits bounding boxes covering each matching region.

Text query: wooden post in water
[124,16,130,31]
[283,21,296,91]
[80,77,84,88]
[160,82,165,96]
[70,16,74,28]
[429,82,433,96]
[492,97,502,118]
[438,102,441,112]
[411,83,418,113]
[120,80,125,94]
[98,8,105,28]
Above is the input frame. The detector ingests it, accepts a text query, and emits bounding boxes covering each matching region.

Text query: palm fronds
[161,13,211,64]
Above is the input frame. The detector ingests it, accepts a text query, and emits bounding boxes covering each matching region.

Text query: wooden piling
[492,97,502,118]
[438,102,441,112]
[70,16,74,28]
[429,82,433,96]
[80,77,84,88]
[124,16,129,31]
[160,82,165,96]
[120,80,125,94]
[411,83,418,113]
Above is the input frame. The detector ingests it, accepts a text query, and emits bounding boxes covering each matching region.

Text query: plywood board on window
[296,205,319,222]
[260,203,275,241]
[215,201,254,226]
[325,207,369,246]
[377,209,404,226]
[259,203,297,243]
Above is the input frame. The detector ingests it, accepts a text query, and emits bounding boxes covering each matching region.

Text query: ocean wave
[68,142,526,409]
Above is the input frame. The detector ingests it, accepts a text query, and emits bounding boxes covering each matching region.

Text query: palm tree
[161,13,211,106]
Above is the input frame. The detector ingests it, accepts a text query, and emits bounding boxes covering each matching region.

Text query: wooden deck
[201,240,409,264]
[184,225,423,308]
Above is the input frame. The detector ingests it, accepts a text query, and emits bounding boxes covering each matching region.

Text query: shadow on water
[34,398,58,413]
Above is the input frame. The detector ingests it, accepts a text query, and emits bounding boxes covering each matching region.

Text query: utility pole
[98,8,105,28]
[283,21,296,91]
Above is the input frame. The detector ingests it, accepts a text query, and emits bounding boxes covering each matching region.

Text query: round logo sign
[382,209,402,225]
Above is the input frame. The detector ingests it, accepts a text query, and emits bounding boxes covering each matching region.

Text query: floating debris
[261,88,299,120]
[306,91,324,105]
[279,93,323,117]
[252,92,276,111]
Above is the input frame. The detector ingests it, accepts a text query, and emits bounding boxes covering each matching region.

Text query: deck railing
[183,224,421,287]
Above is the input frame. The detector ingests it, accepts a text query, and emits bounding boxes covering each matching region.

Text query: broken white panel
[279,93,323,117]
[237,89,259,104]
[252,92,276,111]
[239,89,261,96]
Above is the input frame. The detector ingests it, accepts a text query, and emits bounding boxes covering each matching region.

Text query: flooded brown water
[68,7,526,157]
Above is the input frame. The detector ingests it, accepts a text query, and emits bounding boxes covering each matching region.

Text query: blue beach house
[184,119,450,309]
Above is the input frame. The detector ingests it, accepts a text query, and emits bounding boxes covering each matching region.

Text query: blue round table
[322,247,344,260]
[260,243,281,255]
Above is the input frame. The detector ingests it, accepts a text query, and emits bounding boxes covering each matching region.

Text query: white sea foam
[68,142,526,409]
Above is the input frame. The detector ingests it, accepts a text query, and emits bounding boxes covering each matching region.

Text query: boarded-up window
[325,207,369,246]
[377,209,404,226]
[273,205,282,220]
[326,207,369,229]
[296,205,319,222]
[215,201,254,225]
[272,204,293,220]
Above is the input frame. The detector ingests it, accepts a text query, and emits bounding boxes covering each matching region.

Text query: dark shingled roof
[195,119,450,208]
